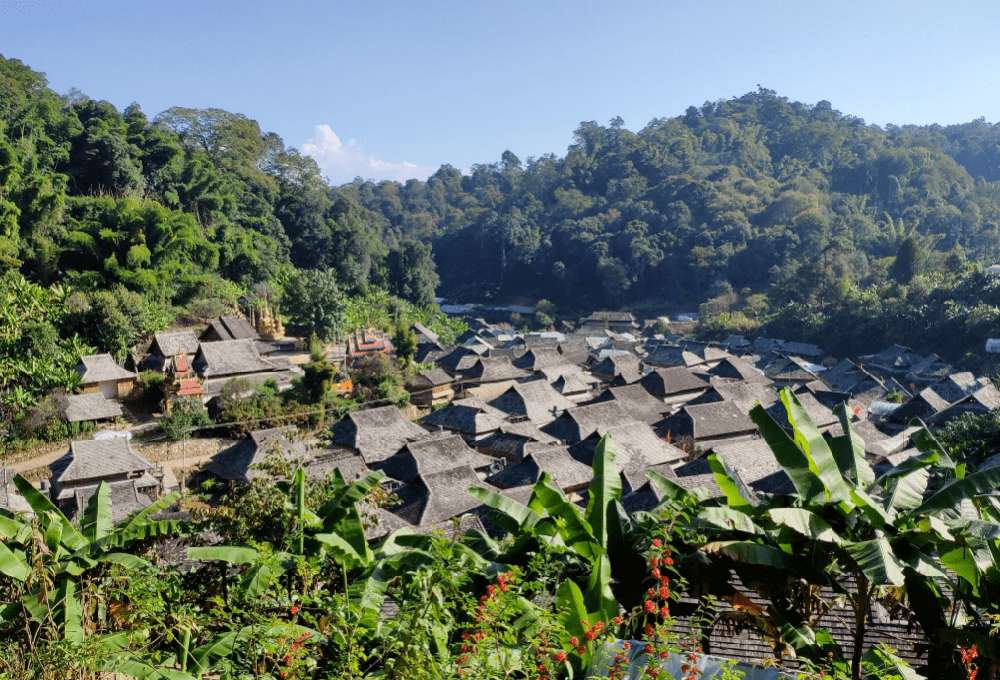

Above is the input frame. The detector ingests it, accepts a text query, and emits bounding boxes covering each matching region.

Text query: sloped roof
[640,366,710,398]
[403,434,496,476]
[552,372,592,396]
[411,322,441,346]
[488,445,592,491]
[61,392,123,423]
[764,355,820,382]
[709,357,771,384]
[52,438,152,486]
[571,426,686,491]
[676,438,792,494]
[408,367,454,389]
[220,315,259,340]
[688,379,777,413]
[422,399,505,436]
[153,330,200,357]
[403,465,484,526]
[932,372,986,403]
[0,468,30,513]
[194,339,276,377]
[307,452,372,482]
[462,356,530,383]
[513,347,565,371]
[331,405,430,464]
[591,384,668,424]
[436,347,480,374]
[591,353,642,379]
[78,354,136,383]
[643,345,703,368]
[889,386,950,423]
[664,402,756,441]
[488,379,575,425]
[205,427,310,483]
[542,400,634,443]
[475,421,558,459]
[71,479,155,523]
[766,390,839,430]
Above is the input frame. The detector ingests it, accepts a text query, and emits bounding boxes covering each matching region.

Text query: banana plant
[656,388,993,680]
[0,474,186,642]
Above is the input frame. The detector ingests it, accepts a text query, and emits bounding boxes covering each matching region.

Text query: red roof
[174,354,190,373]
[176,378,203,396]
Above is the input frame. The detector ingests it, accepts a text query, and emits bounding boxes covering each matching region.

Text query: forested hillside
[342,91,1000,310]
[0,55,438,308]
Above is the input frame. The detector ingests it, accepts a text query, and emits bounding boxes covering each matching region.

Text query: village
[2,304,997,671]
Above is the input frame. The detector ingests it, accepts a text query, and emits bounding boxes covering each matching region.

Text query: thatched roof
[708,357,771,384]
[331,406,430,464]
[61,392,123,423]
[77,354,136,384]
[488,379,575,425]
[571,425,686,490]
[488,445,592,492]
[675,438,792,494]
[462,356,531,383]
[660,402,756,442]
[395,465,484,526]
[380,433,497,483]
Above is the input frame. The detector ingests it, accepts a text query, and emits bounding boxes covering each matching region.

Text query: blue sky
[2,1,1000,183]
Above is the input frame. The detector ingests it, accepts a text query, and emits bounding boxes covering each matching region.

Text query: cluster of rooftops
[6,309,996,544]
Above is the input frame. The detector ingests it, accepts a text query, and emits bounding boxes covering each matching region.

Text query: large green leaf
[884,467,929,514]
[749,404,825,501]
[698,507,761,534]
[96,552,153,571]
[81,481,112,543]
[315,530,367,568]
[59,578,83,642]
[556,578,591,639]
[645,468,693,502]
[186,546,260,564]
[908,423,956,469]
[528,473,597,560]
[916,465,1000,514]
[766,508,842,545]
[585,434,621,550]
[320,471,386,528]
[583,552,618,621]
[240,559,283,599]
[829,403,874,487]
[780,389,852,503]
[12,474,87,551]
[940,547,981,594]
[844,534,905,586]
[706,453,756,508]
[0,542,29,581]
[469,485,541,532]
[701,540,790,568]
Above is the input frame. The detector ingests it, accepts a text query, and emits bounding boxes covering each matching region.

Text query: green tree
[283,268,346,341]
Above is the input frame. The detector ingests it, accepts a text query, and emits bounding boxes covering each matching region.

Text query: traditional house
[77,353,137,399]
[642,345,704,369]
[487,445,592,493]
[488,379,575,426]
[931,372,990,403]
[475,421,560,460]
[888,387,951,425]
[763,355,822,387]
[331,405,430,465]
[0,468,30,514]
[578,310,638,333]
[411,322,446,363]
[49,438,161,518]
[542,400,635,444]
[708,356,771,384]
[675,438,793,495]
[512,347,565,372]
[571,425,686,491]
[192,339,295,399]
[205,427,310,484]
[59,392,123,424]
[658,402,757,447]
[379,434,498,483]
[306,450,372,483]
[556,339,591,366]
[590,353,642,384]
[930,384,1000,425]
[550,372,595,402]
[687,379,778,413]
[460,357,531,399]
[857,344,926,378]
[905,353,952,385]
[639,366,710,404]
[145,330,201,371]
[346,329,393,366]
[391,465,484,528]
[766,390,839,432]
[422,398,506,441]
[436,346,482,376]
[200,315,260,343]
[406,367,455,407]
[589,384,669,425]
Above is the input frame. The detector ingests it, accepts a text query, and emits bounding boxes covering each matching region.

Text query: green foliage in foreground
[8,393,1000,679]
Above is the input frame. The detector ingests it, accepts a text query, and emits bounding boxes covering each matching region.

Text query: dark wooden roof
[61,393,123,423]
[639,366,710,398]
[542,400,634,444]
[488,379,575,425]
[590,384,669,424]
[51,438,152,486]
[331,406,430,464]
[77,353,136,383]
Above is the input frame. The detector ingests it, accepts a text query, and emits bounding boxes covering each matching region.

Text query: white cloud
[301,124,435,184]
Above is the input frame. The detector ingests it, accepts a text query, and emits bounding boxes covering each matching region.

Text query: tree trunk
[851,574,871,680]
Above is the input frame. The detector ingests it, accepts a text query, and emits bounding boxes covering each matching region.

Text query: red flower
[644,599,657,613]
[659,650,669,659]
[644,623,655,636]
[644,643,654,653]
[660,605,670,619]
[659,586,670,599]
[569,636,579,646]
[622,641,631,650]
[664,556,674,566]
[585,630,597,641]
[613,615,624,625]
[651,566,661,579]
[289,604,300,616]
[553,650,567,663]
[576,645,587,655]
[651,538,663,548]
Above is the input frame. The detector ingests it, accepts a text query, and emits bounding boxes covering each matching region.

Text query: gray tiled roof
[71,479,155,522]
[206,427,310,483]
[488,445,591,491]
[220,315,259,340]
[152,330,200,357]
[462,356,531,383]
[591,384,669,424]
[411,322,441,346]
[52,438,153,486]
[488,379,575,425]
[401,434,496,477]
[422,398,505,436]
[691,378,778,412]
[677,438,792,494]
[542,400,635,444]
[572,425,686,491]
[77,354,136,383]
[409,367,454,388]
[766,390,838,430]
[61,392,123,422]
[194,339,277,377]
[662,401,757,441]
[708,357,771,384]
[331,405,430,464]
[512,347,565,371]
[639,366,710,398]
[307,452,372,482]
[396,465,484,526]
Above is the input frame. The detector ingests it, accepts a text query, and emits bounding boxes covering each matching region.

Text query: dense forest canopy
[0,55,439,309]
[341,94,1000,310]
